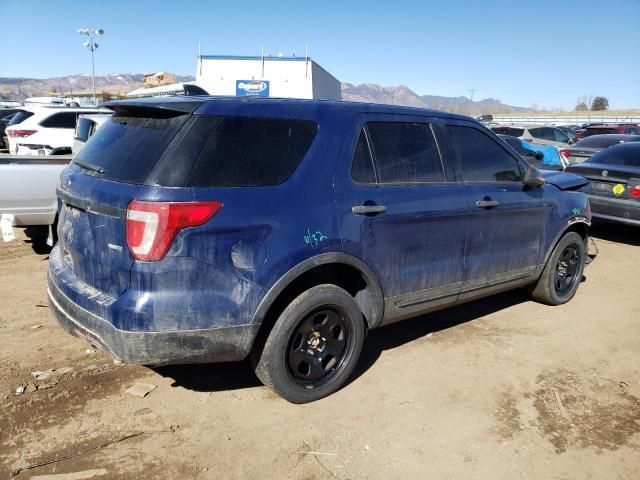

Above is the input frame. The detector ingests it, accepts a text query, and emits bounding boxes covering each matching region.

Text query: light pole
[77,28,104,106]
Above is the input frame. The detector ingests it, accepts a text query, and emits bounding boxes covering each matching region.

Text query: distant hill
[0,74,529,115]
[0,73,195,99]
[341,83,531,115]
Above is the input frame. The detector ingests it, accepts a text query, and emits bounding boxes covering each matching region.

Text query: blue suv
[48,96,591,403]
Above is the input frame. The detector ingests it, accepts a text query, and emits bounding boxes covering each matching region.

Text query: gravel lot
[1,224,639,479]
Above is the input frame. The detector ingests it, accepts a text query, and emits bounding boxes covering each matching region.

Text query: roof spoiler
[102,98,204,117]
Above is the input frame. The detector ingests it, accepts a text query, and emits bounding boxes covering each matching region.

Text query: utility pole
[468,89,477,102]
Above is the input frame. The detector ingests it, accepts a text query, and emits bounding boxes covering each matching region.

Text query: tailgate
[57,171,137,296]
[54,101,197,296]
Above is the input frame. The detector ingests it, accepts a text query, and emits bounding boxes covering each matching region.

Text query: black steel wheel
[254,284,365,403]
[528,231,586,305]
[287,308,350,387]
[554,244,581,295]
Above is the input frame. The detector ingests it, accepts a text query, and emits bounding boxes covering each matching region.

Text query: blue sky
[1,0,639,109]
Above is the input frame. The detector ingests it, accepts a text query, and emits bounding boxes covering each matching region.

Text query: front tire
[528,232,586,305]
[254,284,365,403]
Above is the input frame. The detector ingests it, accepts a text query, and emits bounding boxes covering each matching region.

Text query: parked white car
[72,112,112,155]
[6,106,105,155]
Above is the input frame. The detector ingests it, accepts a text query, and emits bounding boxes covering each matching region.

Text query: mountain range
[0,73,195,99]
[341,83,530,115]
[0,74,528,115]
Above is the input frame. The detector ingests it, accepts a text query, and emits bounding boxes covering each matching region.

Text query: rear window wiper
[74,159,106,174]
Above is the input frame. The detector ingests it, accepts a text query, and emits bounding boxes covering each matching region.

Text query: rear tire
[528,232,585,305]
[254,284,365,403]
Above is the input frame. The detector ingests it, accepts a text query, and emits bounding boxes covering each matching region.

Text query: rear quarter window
[184,116,318,187]
[145,115,317,188]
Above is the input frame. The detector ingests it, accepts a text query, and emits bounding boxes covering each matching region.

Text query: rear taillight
[560,150,570,159]
[9,129,37,138]
[126,200,222,261]
[630,185,640,198]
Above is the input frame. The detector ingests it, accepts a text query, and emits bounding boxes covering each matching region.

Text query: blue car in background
[48,96,591,403]
[498,134,565,170]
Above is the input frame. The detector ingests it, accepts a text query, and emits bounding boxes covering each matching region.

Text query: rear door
[442,121,547,290]
[337,115,468,321]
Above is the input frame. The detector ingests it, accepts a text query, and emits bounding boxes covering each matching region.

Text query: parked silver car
[491,125,573,147]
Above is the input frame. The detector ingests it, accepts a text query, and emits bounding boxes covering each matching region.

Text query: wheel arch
[543,217,590,266]
[250,253,384,359]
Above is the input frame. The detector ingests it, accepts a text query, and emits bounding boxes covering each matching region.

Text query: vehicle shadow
[23,226,53,255]
[154,289,530,395]
[589,222,640,246]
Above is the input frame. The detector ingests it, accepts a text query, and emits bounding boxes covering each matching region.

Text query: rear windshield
[574,136,620,148]
[583,128,616,136]
[8,111,34,126]
[73,113,188,184]
[491,127,524,137]
[585,146,640,167]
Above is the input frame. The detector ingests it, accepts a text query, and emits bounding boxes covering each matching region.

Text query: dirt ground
[1,225,639,480]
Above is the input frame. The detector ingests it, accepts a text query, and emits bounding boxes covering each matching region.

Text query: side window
[529,128,542,139]
[553,128,569,143]
[366,122,445,183]
[351,129,377,183]
[186,116,318,187]
[447,125,522,182]
[41,112,78,129]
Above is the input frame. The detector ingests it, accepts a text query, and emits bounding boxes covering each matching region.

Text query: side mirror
[524,165,545,188]
[535,151,544,160]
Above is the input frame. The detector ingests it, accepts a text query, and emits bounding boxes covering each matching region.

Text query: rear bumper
[588,195,640,226]
[48,273,259,365]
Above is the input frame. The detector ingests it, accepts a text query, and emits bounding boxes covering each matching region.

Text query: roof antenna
[198,41,202,76]
[305,43,309,78]
[261,44,265,78]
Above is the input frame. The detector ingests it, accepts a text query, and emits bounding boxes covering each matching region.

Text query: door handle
[475,200,500,209]
[352,205,387,215]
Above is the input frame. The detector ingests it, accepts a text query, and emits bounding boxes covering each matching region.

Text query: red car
[577,124,640,139]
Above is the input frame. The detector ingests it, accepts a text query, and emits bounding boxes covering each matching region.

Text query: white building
[195,54,341,100]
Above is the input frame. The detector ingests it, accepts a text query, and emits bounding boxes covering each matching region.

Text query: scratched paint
[304,229,328,248]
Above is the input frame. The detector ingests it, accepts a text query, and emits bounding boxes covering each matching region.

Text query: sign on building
[236,80,270,97]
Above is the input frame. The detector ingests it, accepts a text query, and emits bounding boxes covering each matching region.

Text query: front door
[442,121,547,291]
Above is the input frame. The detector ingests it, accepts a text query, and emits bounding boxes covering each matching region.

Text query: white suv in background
[6,106,106,155]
